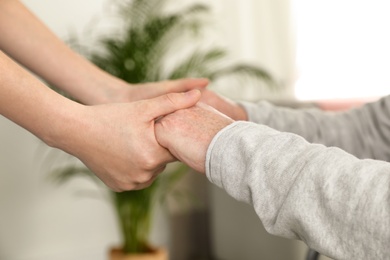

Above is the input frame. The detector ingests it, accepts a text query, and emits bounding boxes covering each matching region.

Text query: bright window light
[292,0,390,100]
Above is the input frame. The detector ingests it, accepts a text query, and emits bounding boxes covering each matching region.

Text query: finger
[165,78,209,92]
[133,166,166,190]
[145,89,202,119]
[156,146,177,164]
[155,120,170,149]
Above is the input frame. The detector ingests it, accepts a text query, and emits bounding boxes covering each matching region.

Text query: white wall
[206,0,297,101]
[0,120,121,260]
[0,1,297,259]
[293,0,390,101]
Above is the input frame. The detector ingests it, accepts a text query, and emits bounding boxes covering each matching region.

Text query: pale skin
[154,76,269,172]
[0,0,208,105]
[154,90,252,173]
[155,103,234,173]
[0,51,203,191]
[200,89,248,121]
[0,0,208,191]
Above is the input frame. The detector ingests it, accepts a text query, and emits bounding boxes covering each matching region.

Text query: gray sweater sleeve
[239,96,390,161]
[206,122,390,259]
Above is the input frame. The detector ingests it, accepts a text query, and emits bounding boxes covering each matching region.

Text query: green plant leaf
[52,0,277,254]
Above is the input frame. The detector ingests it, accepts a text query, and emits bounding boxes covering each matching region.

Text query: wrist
[0,51,89,154]
[43,99,87,154]
[233,103,249,121]
[53,61,131,105]
[82,73,132,105]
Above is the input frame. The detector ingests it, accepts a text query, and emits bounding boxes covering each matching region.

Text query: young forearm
[1,48,205,191]
[0,50,83,149]
[0,0,124,105]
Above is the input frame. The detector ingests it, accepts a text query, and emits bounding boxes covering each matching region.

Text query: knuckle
[109,186,119,192]
[157,116,171,130]
[111,184,125,193]
[122,183,136,191]
[135,173,154,184]
[164,93,177,107]
[111,176,137,192]
[142,156,161,171]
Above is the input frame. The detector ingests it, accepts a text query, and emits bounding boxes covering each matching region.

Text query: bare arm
[0,50,202,191]
[0,0,208,105]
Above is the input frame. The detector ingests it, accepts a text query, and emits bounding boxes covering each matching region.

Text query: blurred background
[1,0,390,259]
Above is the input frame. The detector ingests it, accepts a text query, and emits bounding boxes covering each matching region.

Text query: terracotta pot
[109,247,168,260]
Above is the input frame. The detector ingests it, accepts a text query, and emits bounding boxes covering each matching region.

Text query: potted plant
[53,0,275,259]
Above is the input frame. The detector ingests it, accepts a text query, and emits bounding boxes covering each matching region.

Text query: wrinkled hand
[63,90,202,191]
[155,103,234,173]
[200,89,248,121]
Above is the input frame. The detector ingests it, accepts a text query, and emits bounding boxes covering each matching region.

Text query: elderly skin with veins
[155,99,390,260]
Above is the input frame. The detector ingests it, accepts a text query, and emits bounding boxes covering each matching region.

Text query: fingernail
[193,78,209,85]
[185,89,201,97]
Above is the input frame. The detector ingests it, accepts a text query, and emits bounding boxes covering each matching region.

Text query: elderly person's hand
[155,102,234,173]
[199,89,248,121]
[0,48,203,191]
[61,90,203,191]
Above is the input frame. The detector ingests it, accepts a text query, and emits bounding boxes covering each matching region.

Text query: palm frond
[115,178,160,253]
[54,0,277,254]
[50,165,103,187]
[87,3,211,83]
[167,48,227,79]
[158,163,189,203]
[122,0,168,29]
[210,64,277,88]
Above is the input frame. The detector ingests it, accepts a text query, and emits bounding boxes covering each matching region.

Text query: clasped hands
[114,89,233,192]
[70,79,245,192]
[155,97,235,175]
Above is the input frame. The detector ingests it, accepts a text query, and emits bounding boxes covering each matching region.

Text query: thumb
[146,89,202,119]
[165,78,209,92]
